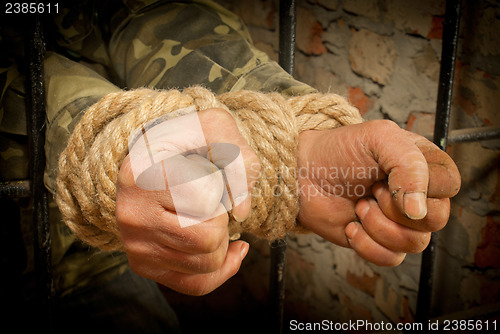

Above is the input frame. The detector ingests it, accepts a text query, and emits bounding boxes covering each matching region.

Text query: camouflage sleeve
[43,52,120,193]
[45,0,316,192]
[0,63,28,181]
[109,0,316,97]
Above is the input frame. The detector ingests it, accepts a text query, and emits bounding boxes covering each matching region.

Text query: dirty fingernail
[403,192,427,220]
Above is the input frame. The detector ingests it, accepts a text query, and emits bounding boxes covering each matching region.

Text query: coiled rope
[56,86,362,250]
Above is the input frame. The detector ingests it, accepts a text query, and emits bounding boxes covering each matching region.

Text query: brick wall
[164,0,500,331]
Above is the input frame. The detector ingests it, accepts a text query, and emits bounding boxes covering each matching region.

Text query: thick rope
[56,86,362,250]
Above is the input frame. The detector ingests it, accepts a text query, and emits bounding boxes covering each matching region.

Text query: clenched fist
[297,120,461,266]
[116,108,260,295]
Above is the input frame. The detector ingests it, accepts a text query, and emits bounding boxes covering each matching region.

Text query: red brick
[346,270,380,296]
[406,114,417,131]
[475,216,500,269]
[296,7,328,55]
[428,16,444,39]
[405,111,435,136]
[348,86,374,115]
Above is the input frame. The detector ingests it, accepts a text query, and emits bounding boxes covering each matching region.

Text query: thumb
[368,120,429,220]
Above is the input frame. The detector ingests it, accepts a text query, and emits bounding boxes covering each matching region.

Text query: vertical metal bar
[432,0,462,152]
[25,12,54,332]
[416,0,462,323]
[269,238,287,334]
[278,0,296,75]
[269,1,296,333]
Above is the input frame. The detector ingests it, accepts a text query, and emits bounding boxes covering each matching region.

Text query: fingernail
[356,199,370,221]
[232,194,250,222]
[403,192,427,220]
[240,242,250,259]
[345,222,359,241]
[372,182,384,198]
[232,212,246,222]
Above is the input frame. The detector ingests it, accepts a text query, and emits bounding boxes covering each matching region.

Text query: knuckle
[369,119,401,134]
[115,200,137,229]
[117,156,136,187]
[201,108,233,123]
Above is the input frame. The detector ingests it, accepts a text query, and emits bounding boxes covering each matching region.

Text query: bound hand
[116,108,260,295]
[297,120,461,266]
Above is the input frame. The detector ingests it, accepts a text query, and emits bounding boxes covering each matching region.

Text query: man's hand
[297,120,461,266]
[116,108,260,295]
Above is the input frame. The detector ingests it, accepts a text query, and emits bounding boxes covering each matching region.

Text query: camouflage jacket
[0,0,315,295]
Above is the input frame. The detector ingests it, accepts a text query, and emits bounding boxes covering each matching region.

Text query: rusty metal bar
[416,0,462,323]
[0,180,30,199]
[424,126,500,143]
[447,126,500,143]
[269,0,296,333]
[25,13,54,332]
